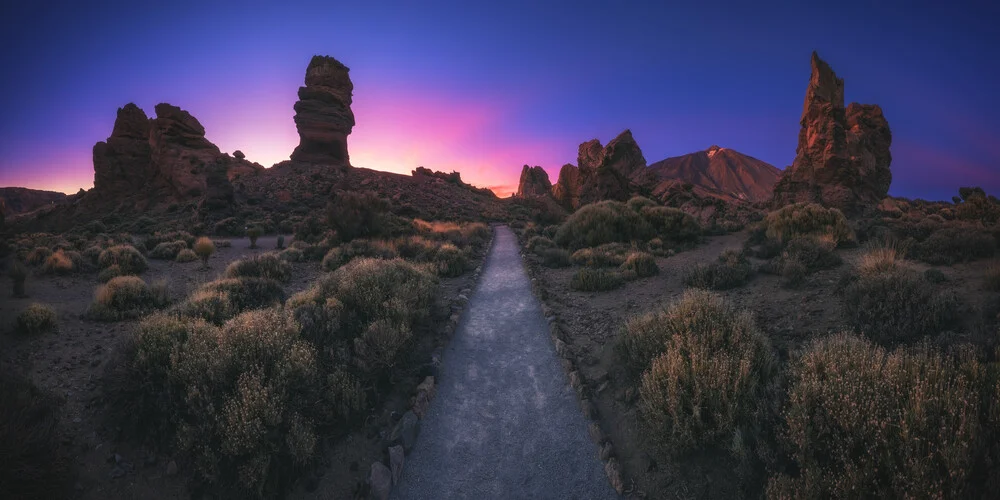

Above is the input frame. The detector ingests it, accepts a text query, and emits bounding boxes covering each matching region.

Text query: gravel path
[393,226,617,500]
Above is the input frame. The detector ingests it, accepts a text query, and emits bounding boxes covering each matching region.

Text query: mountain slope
[0,187,68,214]
[644,146,781,202]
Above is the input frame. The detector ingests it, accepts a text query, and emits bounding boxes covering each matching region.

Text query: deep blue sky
[1,0,998,199]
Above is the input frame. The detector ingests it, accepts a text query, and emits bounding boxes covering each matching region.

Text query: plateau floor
[393,226,617,500]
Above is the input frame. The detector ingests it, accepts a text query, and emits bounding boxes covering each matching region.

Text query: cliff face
[771,52,892,215]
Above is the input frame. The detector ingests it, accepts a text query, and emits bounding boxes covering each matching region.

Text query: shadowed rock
[771,52,892,215]
[290,55,356,166]
[552,163,581,210]
[577,129,649,206]
[93,103,154,195]
[515,165,552,198]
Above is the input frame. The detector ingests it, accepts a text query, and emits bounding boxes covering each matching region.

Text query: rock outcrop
[577,130,649,206]
[552,164,581,210]
[290,55,355,166]
[92,102,263,208]
[771,52,892,215]
[0,187,68,215]
[515,165,552,198]
[645,145,781,203]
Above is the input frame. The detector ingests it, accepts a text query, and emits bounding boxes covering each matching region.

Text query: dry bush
[684,250,753,290]
[98,264,125,283]
[639,205,701,245]
[327,190,389,242]
[193,236,216,267]
[526,236,555,253]
[16,303,57,335]
[780,259,807,288]
[41,250,74,274]
[925,268,947,283]
[913,226,995,265]
[149,240,188,260]
[88,276,169,320]
[278,247,304,262]
[619,290,776,457]
[434,243,468,277]
[0,366,71,499]
[98,245,148,274]
[841,267,957,344]
[321,239,397,271]
[412,219,490,249]
[555,201,653,249]
[538,247,571,268]
[859,238,902,277]
[26,247,52,266]
[144,230,195,251]
[783,235,841,272]
[570,268,625,292]
[620,252,658,278]
[769,333,989,499]
[763,203,854,245]
[178,278,285,325]
[247,226,262,248]
[9,261,28,297]
[175,248,198,263]
[570,243,631,268]
[224,253,292,282]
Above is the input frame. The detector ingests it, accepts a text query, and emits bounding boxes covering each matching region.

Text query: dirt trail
[392,226,617,500]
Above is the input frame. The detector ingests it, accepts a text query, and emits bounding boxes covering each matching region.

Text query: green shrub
[619,290,776,456]
[321,239,397,271]
[620,252,658,278]
[570,243,631,268]
[627,195,658,212]
[555,201,652,249]
[769,333,986,499]
[98,245,148,274]
[214,217,245,237]
[526,236,555,253]
[538,248,571,268]
[16,303,57,335]
[684,250,753,290]
[144,231,195,251]
[0,367,71,499]
[327,190,389,242]
[924,268,947,283]
[639,206,701,245]
[247,226,262,248]
[434,243,467,277]
[185,278,286,322]
[781,259,807,288]
[913,226,995,265]
[175,248,198,263]
[763,203,854,245]
[42,250,74,274]
[570,268,625,292]
[88,276,169,320]
[782,236,841,272]
[98,264,125,283]
[841,267,957,344]
[224,253,292,282]
[278,247,304,262]
[149,240,187,260]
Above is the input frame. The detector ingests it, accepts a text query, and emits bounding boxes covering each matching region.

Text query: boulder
[290,55,355,166]
[771,52,892,215]
[388,445,404,484]
[515,165,552,198]
[389,410,420,453]
[369,461,392,500]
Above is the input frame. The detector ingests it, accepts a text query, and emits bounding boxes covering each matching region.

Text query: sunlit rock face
[290,55,356,166]
[516,165,553,198]
[552,163,581,210]
[771,52,892,215]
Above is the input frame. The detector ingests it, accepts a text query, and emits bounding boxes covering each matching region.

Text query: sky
[0,1,998,200]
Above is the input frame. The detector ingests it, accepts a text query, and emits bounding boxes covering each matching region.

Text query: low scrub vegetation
[98,245,148,274]
[9,261,27,297]
[88,276,169,320]
[537,247,571,268]
[554,199,700,250]
[42,250,75,274]
[912,226,996,265]
[16,303,57,335]
[177,277,285,325]
[762,203,855,246]
[224,253,292,282]
[619,252,658,278]
[175,248,198,263]
[322,239,398,271]
[684,250,753,290]
[570,268,625,292]
[149,240,188,260]
[570,243,631,268]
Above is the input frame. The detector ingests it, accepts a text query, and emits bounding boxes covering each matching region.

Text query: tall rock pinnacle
[290,55,356,166]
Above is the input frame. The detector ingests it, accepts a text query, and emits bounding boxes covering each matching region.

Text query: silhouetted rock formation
[290,55,355,166]
[577,130,648,205]
[552,164,581,210]
[645,145,781,202]
[771,52,892,215]
[93,103,155,195]
[0,187,67,215]
[515,165,552,198]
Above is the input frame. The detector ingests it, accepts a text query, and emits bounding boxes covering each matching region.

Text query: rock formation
[92,102,263,208]
[577,130,649,206]
[0,187,68,215]
[645,145,781,202]
[552,164,581,210]
[515,165,552,198]
[290,55,355,166]
[771,52,892,215]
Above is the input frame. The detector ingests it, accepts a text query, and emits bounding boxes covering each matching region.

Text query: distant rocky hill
[645,146,780,202]
[0,187,67,214]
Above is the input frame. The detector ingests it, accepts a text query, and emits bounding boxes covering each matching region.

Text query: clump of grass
[769,333,988,499]
[149,240,188,260]
[193,236,215,268]
[781,258,808,288]
[434,243,467,277]
[570,243,631,268]
[88,276,169,320]
[224,253,292,282]
[782,235,842,272]
[570,268,625,292]
[175,248,198,263]
[618,290,776,457]
[321,239,397,271]
[620,252,658,278]
[858,238,902,277]
[841,267,957,344]
[16,303,57,335]
[26,247,52,266]
[98,245,148,274]
[42,250,74,274]
[684,250,753,290]
[9,261,28,297]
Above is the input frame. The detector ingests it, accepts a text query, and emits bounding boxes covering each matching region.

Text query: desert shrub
[955,186,1000,225]
[88,276,169,320]
[841,267,958,344]
[0,367,71,499]
[83,245,103,264]
[224,253,292,282]
[764,203,854,245]
[144,231,195,251]
[98,245,148,274]
[526,236,555,253]
[913,226,995,265]
[639,206,701,245]
[627,195,658,212]
[858,238,902,277]
[570,243,631,268]
[327,190,389,242]
[434,243,467,277]
[684,250,753,290]
[413,219,491,249]
[175,248,198,263]
[176,289,237,325]
[538,247,571,268]
[42,250,74,274]
[570,268,625,292]
[213,217,245,237]
[769,333,987,498]
[783,236,841,272]
[276,235,285,249]
[321,239,397,271]
[26,247,52,266]
[213,239,232,248]
[247,226,262,249]
[781,259,807,288]
[278,247,304,262]
[619,290,776,456]
[16,303,57,335]
[620,252,658,278]
[924,268,947,283]
[149,240,187,260]
[393,235,440,260]
[193,236,216,267]
[191,278,285,319]
[98,264,125,283]
[9,261,27,297]
[555,201,652,249]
